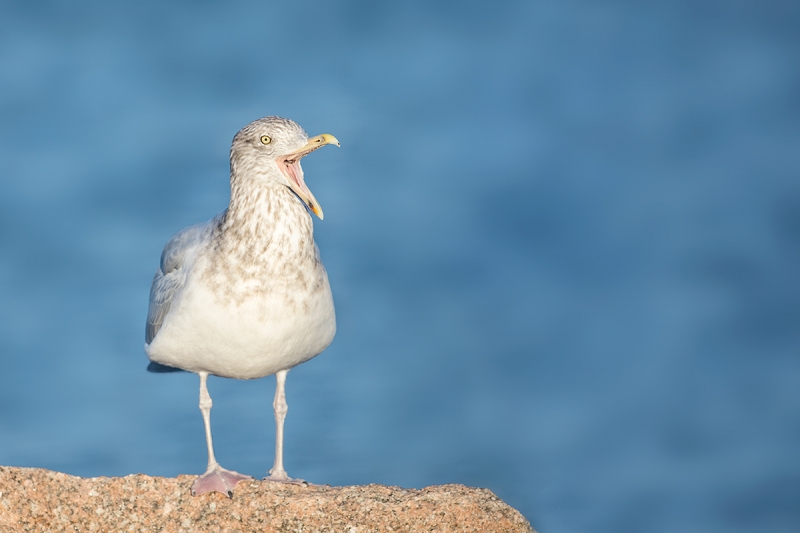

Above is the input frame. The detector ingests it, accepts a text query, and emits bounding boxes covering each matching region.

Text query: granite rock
[0,467,534,532]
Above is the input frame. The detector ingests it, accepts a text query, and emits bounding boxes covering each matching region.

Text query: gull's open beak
[276,133,340,220]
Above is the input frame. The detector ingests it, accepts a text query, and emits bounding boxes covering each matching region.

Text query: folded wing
[145,215,221,345]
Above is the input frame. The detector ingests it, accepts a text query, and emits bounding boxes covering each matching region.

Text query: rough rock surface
[0,467,534,532]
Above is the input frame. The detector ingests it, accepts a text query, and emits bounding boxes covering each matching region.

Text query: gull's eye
[260,135,272,145]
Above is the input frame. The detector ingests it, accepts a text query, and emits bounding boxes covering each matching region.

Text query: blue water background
[1,2,799,531]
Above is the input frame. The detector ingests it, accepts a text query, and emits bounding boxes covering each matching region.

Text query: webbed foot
[263,468,309,486]
[192,465,252,497]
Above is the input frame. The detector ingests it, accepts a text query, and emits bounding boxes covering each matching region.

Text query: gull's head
[230,116,339,220]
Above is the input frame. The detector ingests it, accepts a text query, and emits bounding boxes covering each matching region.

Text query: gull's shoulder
[160,212,224,274]
[145,212,225,345]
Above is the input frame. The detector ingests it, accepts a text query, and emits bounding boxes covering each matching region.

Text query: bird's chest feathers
[199,196,326,310]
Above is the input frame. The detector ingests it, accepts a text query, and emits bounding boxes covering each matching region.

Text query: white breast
[146,265,336,379]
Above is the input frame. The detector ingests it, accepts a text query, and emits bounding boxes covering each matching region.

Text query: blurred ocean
[1,1,798,531]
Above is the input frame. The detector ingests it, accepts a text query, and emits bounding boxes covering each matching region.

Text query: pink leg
[191,372,252,497]
[264,370,307,485]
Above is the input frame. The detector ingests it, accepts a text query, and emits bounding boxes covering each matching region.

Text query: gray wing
[145,216,221,344]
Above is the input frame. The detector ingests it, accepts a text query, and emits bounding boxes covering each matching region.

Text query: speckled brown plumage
[200,183,326,310]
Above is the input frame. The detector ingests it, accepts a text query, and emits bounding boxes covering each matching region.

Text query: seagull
[144,116,339,496]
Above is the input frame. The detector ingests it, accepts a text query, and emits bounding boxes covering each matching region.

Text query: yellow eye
[260,135,272,145]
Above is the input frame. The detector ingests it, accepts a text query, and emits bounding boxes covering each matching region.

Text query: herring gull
[145,116,339,496]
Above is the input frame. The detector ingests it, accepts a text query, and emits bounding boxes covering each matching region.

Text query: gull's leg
[191,372,252,497]
[264,370,306,484]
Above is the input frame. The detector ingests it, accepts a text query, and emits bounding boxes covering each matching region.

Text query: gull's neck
[227,164,312,232]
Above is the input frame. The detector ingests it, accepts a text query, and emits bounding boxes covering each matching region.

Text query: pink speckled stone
[0,467,534,532]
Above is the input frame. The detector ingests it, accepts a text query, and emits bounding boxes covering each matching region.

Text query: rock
[0,466,534,532]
